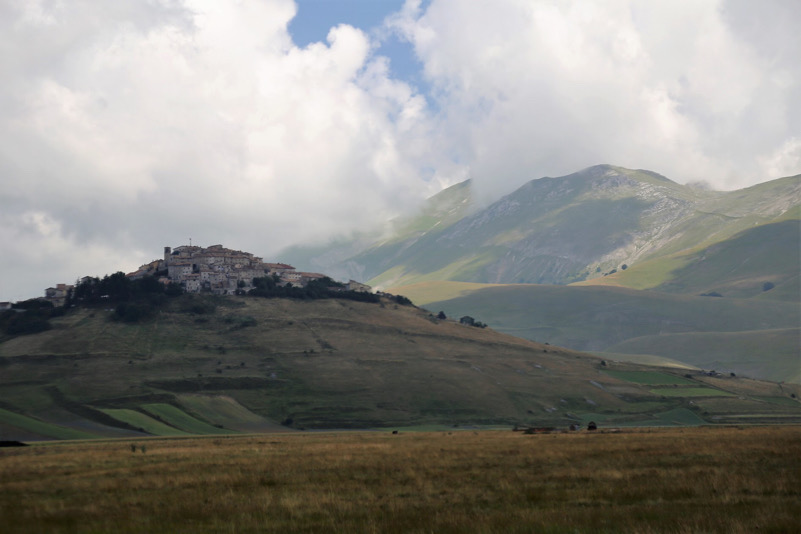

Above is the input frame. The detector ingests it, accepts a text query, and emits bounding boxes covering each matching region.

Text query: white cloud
[759,137,801,180]
[390,0,800,196]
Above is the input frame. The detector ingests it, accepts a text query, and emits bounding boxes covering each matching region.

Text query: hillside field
[1,294,798,441]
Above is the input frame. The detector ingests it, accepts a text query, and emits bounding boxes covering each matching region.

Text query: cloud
[0,0,798,301]
[389,0,800,198]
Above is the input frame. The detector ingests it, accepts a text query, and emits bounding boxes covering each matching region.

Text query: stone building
[115,243,373,296]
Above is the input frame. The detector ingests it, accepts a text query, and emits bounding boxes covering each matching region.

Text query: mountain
[2,294,798,441]
[282,165,800,293]
[278,178,475,283]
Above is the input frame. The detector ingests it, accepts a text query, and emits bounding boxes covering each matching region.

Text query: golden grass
[385,280,503,306]
[1,426,799,533]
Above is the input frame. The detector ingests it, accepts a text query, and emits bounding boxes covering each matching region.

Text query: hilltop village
[33,244,371,307]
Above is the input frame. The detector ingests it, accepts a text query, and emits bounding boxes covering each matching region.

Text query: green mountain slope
[2,294,797,441]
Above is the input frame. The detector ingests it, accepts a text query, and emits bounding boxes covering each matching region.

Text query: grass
[0,408,97,441]
[574,254,689,290]
[605,328,801,384]
[602,370,697,385]
[0,426,799,533]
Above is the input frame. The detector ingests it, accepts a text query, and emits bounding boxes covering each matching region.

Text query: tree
[437,311,447,320]
[459,315,486,328]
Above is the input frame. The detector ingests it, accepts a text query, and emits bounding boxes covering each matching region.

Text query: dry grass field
[1,426,799,533]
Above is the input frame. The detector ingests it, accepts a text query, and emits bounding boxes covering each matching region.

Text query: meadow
[1,426,799,533]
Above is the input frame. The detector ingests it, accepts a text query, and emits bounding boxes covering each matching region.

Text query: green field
[140,404,233,435]
[100,409,193,437]
[176,395,287,433]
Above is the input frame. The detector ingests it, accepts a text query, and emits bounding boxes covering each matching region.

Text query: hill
[1,294,797,441]
[399,281,800,383]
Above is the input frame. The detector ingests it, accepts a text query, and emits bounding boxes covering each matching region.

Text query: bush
[459,316,486,328]
[4,314,51,335]
[113,302,154,323]
[392,294,413,306]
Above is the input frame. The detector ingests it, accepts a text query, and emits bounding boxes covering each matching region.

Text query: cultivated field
[1,426,799,533]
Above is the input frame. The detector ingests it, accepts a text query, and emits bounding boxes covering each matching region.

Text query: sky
[1,0,799,302]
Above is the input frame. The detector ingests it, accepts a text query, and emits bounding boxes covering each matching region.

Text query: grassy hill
[604,328,801,383]
[405,281,799,383]
[1,294,798,441]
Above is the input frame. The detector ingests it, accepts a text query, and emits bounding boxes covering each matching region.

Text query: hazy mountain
[279,178,475,282]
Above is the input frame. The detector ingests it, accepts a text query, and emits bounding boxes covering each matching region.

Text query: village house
[44,283,74,307]
[346,280,372,293]
[43,243,372,300]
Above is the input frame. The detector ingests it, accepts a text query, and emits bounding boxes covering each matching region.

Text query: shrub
[113,302,155,323]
